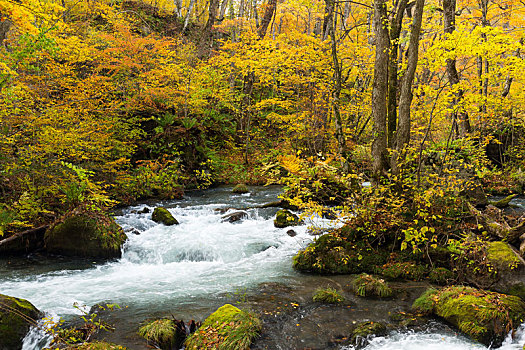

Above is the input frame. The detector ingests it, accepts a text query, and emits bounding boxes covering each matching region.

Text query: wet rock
[72,341,128,349]
[464,184,488,207]
[139,207,151,214]
[45,209,127,258]
[286,229,297,237]
[185,304,261,349]
[125,228,141,235]
[152,207,179,226]
[139,318,197,350]
[490,194,519,209]
[221,211,248,223]
[413,286,525,346]
[351,321,387,345]
[0,225,47,256]
[232,184,249,194]
[0,294,41,350]
[274,209,302,228]
[486,241,525,299]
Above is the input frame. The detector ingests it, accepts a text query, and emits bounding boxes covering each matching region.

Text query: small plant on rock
[352,273,393,298]
[312,287,345,304]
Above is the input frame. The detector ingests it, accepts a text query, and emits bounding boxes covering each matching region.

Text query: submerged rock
[413,286,525,346]
[274,209,302,228]
[0,294,41,350]
[185,304,261,350]
[152,207,179,226]
[232,184,249,194]
[221,211,248,223]
[44,209,127,258]
[286,229,297,237]
[487,241,525,299]
[351,321,387,345]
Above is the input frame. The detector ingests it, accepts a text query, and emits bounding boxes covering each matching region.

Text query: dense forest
[1,0,525,348]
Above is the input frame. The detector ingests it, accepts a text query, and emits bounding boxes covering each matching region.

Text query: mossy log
[490,194,519,209]
[468,203,525,246]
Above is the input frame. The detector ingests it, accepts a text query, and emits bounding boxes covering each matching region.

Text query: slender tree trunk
[386,0,408,148]
[371,0,390,177]
[219,0,230,19]
[325,0,349,171]
[183,0,196,32]
[257,0,277,39]
[443,0,470,136]
[174,0,182,17]
[392,0,424,173]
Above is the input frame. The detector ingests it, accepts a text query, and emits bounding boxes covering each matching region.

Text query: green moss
[381,262,428,281]
[351,321,387,343]
[274,209,302,228]
[486,241,521,272]
[0,294,40,350]
[232,184,249,194]
[312,287,345,303]
[412,286,525,345]
[352,273,393,298]
[428,267,455,285]
[72,341,128,349]
[138,319,177,349]
[152,207,179,226]
[185,304,261,350]
[45,210,126,258]
[508,282,525,300]
[293,233,387,274]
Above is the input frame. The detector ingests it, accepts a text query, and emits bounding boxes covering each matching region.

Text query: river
[0,187,524,349]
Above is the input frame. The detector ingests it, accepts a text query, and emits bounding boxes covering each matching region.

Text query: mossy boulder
[486,241,525,299]
[139,318,182,350]
[45,209,127,258]
[185,304,261,350]
[351,321,387,344]
[312,287,345,304]
[380,261,428,281]
[413,286,525,346]
[274,209,302,228]
[0,294,41,350]
[152,207,179,226]
[232,184,249,194]
[352,273,393,298]
[293,233,387,274]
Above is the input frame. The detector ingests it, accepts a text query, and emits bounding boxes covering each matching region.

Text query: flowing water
[1,188,524,349]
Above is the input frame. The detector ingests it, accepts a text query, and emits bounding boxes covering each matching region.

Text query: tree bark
[183,0,196,32]
[371,0,390,177]
[386,0,407,148]
[257,0,277,39]
[443,0,470,136]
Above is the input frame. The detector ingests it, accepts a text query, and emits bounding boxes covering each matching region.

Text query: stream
[1,187,524,349]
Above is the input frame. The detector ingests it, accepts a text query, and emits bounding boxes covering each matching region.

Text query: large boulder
[0,294,41,350]
[44,209,127,258]
[152,207,179,226]
[221,211,248,223]
[274,209,302,228]
[0,226,47,256]
[486,241,525,299]
[413,286,525,346]
[232,184,249,194]
[185,304,261,350]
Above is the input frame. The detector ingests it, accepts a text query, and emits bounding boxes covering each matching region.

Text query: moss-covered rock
[351,321,387,344]
[152,207,179,226]
[352,273,392,298]
[312,287,345,304]
[293,233,387,274]
[413,286,525,346]
[45,209,127,258]
[0,294,41,350]
[232,184,249,194]
[380,261,428,281]
[72,341,128,349]
[274,209,302,228]
[487,241,522,273]
[185,304,261,350]
[139,318,182,350]
[428,267,455,285]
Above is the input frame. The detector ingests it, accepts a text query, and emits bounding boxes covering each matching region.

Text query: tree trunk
[392,0,424,172]
[219,0,230,19]
[257,0,277,39]
[386,0,408,149]
[371,0,390,177]
[183,0,196,32]
[443,0,470,137]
